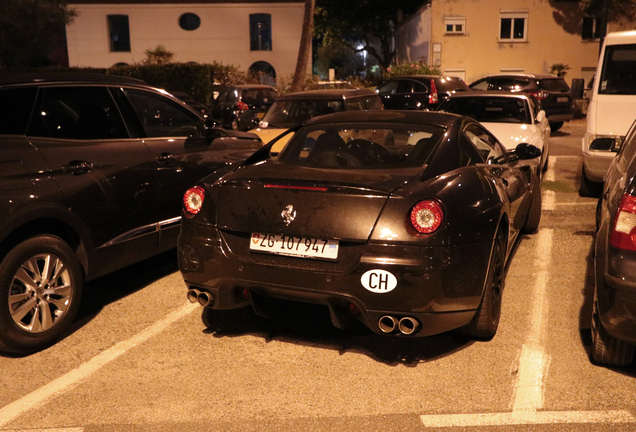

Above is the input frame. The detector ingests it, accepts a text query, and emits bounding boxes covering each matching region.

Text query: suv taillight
[529,91,547,101]
[429,79,439,104]
[236,101,249,110]
[610,193,636,251]
[183,186,205,215]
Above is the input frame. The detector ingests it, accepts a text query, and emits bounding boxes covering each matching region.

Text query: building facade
[66,0,306,82]
[395,0,635,86]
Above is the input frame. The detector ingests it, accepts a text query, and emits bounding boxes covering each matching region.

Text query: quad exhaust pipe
[378,315,420,335]
[187,288,214,307]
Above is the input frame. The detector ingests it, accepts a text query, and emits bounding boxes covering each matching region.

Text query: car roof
[447,90,531,99]
[276,88,377,101]
[475,73,562,81]
[0,72,147,86]
[302,110,461,128]
[229,84,277,90]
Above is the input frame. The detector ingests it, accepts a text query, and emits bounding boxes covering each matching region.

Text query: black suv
[469,73,574,131]
[375,75,470,111]
[0,73,262,353]
[211,84,279,130]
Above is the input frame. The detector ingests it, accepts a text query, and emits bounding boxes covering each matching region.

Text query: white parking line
[2,429,83,432]
[420,228,636,427]
[0,303,198,428]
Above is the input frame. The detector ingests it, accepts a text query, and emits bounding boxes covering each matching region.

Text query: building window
[108,15,131,52]
[445,17,466,35]
[250,14,272,51]
[582,16,604,40]
[499,11,528,42]
[179,13,201,31]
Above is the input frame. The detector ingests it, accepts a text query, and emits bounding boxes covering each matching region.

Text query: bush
[384,61,440,79]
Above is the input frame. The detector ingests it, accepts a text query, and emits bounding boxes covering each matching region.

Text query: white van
[581,30,636,195]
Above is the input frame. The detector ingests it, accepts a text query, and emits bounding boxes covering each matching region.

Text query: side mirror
[536,110,546,123]
[515,143,542,160]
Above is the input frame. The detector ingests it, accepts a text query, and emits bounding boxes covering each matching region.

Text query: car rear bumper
[582,149,615,183]
[178,223,494,337]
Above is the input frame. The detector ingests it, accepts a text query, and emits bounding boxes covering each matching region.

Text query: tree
[581,0,636,43]
[0,0,76,68]
[314,0,427,73]
[290,0,315,92]
[143,45,174,65]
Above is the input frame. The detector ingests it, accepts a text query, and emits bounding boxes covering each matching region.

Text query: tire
[550,121,564,131]
[579,165,602,197]
[0,235,83,354]
[521,173,542,234]
[463,230,505,340]
[591,293,634,366]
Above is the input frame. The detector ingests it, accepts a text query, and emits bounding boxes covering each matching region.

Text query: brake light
[429,79,439,104]
[610,194,636,251]
[236,101,249,110]
[410,200,444,234]
[183,186,205,214]
[529,91,547,101]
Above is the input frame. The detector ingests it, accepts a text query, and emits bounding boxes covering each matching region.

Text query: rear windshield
[262,99,344,128]
[435,76,470,92]
[278,122,446,169]
[439,97,531,124]
[240,88,278,105]
[599,44,636,95]
[539,78,570,92]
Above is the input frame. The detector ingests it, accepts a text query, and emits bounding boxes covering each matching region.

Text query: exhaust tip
[379,315,398,333]
[187,289,200,304]
[398,317,420,335]
[197,291,214,307]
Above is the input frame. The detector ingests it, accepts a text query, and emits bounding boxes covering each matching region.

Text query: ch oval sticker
[361,269,397,293]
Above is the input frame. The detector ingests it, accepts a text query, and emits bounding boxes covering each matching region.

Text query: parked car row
[0,68,573,355]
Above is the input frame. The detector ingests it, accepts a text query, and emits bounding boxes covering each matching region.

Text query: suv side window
[470,79,490,91]
[0,87,37,135]
[396,80,414,94]
[28,86,128,140]
[377,81,398,95]
[345,98,365,111]
[490,78,516,91]
[413,81,428,93]
[125,89,203,138]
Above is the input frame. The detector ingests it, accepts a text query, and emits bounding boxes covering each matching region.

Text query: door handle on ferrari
[156,152,175,164]
[62,160,93,175]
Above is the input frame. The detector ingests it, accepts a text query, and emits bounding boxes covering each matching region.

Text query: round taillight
[183,186,205,214]
[410,200,444,234]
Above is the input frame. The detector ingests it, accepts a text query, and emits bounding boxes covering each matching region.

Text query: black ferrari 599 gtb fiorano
[178,110,542,340]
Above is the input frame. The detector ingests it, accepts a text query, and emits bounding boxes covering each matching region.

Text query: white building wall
[66,2,305,79]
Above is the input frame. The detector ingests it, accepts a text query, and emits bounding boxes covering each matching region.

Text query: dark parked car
[179,110,542,341]
[210,84,279,131]
[469,73,574,131]
[0,73,262,353]
[251,88,383,152]
[375,75,470,111]
[593,119,636,366]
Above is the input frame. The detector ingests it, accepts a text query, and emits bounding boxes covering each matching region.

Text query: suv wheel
[0,235,83,354]
[591,293,634,366]
[549,122,564,132]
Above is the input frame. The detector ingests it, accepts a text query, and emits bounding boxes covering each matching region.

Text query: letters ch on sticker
[369,272,390,290]
[281,205,296,226]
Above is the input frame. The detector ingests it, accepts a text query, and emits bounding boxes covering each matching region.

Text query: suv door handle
[62,160,93,175]
[156,152,175,164]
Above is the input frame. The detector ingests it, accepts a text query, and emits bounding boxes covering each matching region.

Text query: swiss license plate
[557,97,568,103]
[250,233,339,260]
